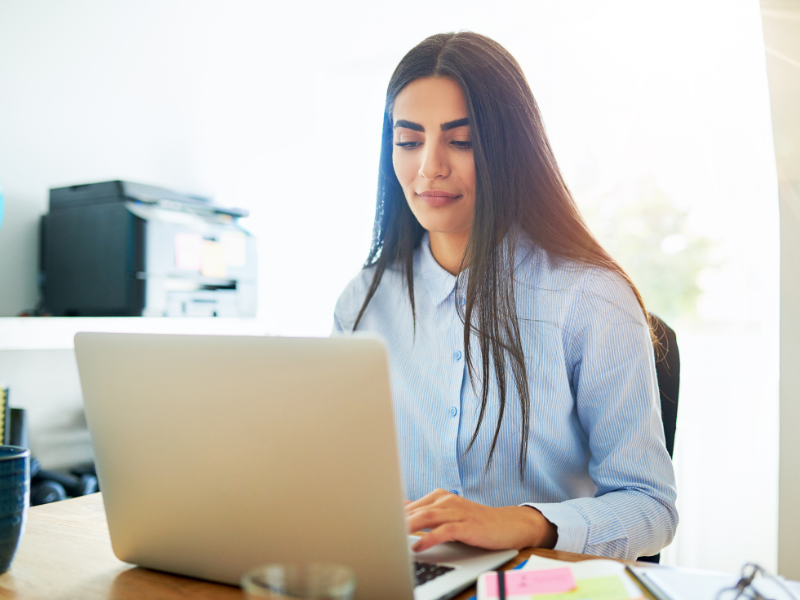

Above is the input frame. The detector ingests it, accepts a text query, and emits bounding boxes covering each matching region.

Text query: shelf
[0,317,270,350]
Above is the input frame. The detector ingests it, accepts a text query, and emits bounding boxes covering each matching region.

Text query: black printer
[41,180,257,317]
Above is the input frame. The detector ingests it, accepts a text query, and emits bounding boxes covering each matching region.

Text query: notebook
[477,554,642,600]
[628,565,800,600]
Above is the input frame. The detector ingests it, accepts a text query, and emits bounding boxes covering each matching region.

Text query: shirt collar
[419,233,460,306]
[417,230,535,307]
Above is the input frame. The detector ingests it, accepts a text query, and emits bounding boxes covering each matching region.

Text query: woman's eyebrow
[393,119,424,132]
[441,117,469,131]
[392,118,469,132]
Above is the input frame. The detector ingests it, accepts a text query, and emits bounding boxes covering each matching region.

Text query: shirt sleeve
[523,269,678,560]
[331,313,345,336]
[331,269,368,336]
[331,290,350,336]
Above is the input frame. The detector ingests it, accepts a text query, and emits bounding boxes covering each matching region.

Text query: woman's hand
[405,489,558,553]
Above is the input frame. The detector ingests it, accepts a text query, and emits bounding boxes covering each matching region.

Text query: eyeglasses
[716,563,799,600]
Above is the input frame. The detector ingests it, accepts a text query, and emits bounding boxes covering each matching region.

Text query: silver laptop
[75,333,517,600]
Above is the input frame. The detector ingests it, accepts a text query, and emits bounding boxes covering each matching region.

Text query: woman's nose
[419,145,450,180]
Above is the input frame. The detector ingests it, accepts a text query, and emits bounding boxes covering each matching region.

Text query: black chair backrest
[638,313,680,564]
[649,314,680,459]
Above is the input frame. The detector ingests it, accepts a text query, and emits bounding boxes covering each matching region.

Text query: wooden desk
[0,494,650,599]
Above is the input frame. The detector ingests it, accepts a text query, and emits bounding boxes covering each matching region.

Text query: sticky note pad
[174,233,203,271]
[201,240,228,279]
[569,575,630,600]
[483,568,576,597]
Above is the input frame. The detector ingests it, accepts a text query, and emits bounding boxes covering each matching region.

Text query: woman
[332,32,677,561]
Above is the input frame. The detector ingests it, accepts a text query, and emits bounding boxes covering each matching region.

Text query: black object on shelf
[8,409,28,449]
[41,180,257,317]
[30,457,99,506]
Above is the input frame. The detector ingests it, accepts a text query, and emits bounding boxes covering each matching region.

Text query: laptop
[74,333,517,600]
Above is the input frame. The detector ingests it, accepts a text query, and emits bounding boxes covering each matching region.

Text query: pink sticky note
[174,233,203,271]
[484,567,576,596]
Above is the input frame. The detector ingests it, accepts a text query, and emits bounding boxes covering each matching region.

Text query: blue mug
[0,446,29,574]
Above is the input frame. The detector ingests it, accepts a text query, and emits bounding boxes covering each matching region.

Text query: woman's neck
[429,230,470,275]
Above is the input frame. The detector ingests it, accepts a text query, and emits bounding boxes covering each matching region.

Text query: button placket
[445,301,465,498]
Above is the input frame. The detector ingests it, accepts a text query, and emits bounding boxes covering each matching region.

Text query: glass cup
[241,563,356,600]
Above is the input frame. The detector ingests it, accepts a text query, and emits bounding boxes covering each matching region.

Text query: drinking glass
[242,563,356,600]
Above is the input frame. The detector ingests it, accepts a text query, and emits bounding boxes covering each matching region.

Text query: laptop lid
[75,332,415,600]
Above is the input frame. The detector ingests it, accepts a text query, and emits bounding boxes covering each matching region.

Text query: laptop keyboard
[414,562,455,586]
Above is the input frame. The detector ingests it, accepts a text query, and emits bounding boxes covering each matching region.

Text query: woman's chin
[411,211,471,237]
[419,222,471,238]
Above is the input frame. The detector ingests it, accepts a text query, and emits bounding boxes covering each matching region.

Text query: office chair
[638,313,680,564]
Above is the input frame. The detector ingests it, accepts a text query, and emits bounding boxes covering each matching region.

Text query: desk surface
[0,494,650,600]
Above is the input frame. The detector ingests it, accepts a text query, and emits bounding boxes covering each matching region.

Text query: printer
[41,180,257,317]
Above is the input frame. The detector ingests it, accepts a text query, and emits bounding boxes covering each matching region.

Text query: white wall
[0,0,557,329]
[0,0,387,327]
[0,349,87,469]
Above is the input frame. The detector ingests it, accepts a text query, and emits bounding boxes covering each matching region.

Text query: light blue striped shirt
[333,234,678,560]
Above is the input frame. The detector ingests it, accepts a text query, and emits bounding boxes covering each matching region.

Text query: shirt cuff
[522,502,588,554]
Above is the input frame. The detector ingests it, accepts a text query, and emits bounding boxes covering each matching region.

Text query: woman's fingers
[405,491,557,552]
[411,522,462,552]
[405,490,464,533]
[405,488,451,512]
[406,506,457,534]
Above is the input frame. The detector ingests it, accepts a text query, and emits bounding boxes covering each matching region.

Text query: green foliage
[581,176,715,326]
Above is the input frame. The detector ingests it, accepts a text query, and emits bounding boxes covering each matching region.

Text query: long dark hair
[353,32,649,477]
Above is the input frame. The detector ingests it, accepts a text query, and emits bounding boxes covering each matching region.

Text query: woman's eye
[451,141,472,149]
[395,141,421,149]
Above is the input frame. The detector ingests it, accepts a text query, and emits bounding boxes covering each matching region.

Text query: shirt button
[449,406,458,417]
[453,350,462,361]
[459,298,466,307]
[450,490,460,496]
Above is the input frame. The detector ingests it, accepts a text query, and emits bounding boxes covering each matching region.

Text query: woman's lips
[417,190,461,207]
